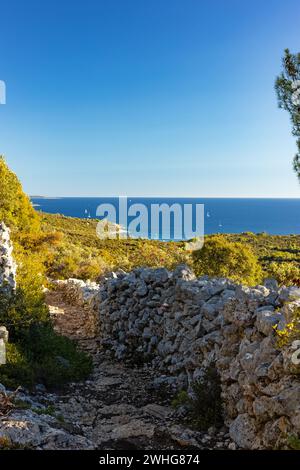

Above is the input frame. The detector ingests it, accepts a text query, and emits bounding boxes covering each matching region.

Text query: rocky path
[44,290,232,450]
[47,290,99,355]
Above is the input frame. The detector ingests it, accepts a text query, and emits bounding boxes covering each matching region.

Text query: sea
[31,197,300,238]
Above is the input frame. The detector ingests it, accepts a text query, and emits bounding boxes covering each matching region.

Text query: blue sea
[31,197,300,237]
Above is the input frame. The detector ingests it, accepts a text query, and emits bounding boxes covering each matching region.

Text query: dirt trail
[47,290,99,355]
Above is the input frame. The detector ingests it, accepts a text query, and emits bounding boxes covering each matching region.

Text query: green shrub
[275,307,300,349]
[287,434,300,450]
[190,367,223,430]
[23,323,93,388]
[1,282,92,389]
[0,324,92,389]
[32,405,56,416]
[171,390,190,408]
[0,158,92,390]
[192,235,263,285]
[267,262,300,286]
[0,287,48,341]
[172,366,223,431]
[0,251,87,390]
[0,343,34,388]
[0,157,40,235]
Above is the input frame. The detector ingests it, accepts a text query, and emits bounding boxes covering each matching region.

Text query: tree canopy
[0,156,40,234]
[275,49,300,181]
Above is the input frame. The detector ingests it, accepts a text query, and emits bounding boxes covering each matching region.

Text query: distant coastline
[31,197,300,236]
[30,196,62,199]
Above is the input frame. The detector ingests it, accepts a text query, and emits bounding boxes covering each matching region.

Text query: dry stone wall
[95,265,300,449]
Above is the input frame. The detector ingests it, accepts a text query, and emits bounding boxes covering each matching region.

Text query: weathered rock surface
[0,222,16,295]
[95,265,300,449]
[0,355,231,450]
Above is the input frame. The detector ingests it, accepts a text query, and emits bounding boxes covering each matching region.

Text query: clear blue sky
[0,0,300,197]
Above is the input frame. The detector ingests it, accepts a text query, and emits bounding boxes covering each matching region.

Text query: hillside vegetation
[40,213,188,279]
[40,212,300,286]
[0,157,92,389]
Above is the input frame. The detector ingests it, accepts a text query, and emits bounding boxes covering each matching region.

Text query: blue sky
[0,0,300,197]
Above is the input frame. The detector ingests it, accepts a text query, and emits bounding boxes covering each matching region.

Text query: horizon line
[30,195,300,199]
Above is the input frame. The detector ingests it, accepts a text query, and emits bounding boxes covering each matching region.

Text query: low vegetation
[40,212,188,279]
[40,213,300,286]
[275,307,300,349]
[0,157,92,389]
[224,231,300,285]
[192,235,263,285]
[172,366,223,431]
[287,434,300,450]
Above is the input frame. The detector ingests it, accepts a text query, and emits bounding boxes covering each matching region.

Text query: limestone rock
[0,222,17,295]
[255,309,282,336]
[0,410,94,449]
[229,414,259,449]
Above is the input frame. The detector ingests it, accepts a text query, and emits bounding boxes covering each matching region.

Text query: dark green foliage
[0,280,91,390]
[171,389,190,408]
[0,276,92,388]
[32,405,56,416]
[13,399,32,410]
[0,322,92,389]
[275,49,300,181]
[190,367,223,430]
[287,434,300,450]
[0,289,92,388]
[22,323,93,388]
[0,343,34,389]
[172,367,223,431]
